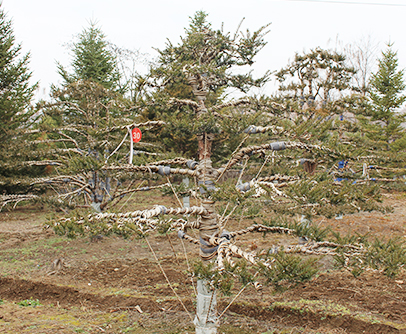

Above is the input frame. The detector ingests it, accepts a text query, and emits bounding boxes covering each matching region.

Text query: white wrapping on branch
[88,205,207,222]
[229,244,256,265]
[100,120,166,133]
[103,164,200,177]
[1,194,39,208]
[244,125,284,135]
[229,224,294,238]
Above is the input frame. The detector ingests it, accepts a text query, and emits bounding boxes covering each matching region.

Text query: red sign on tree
[131,128,142,143]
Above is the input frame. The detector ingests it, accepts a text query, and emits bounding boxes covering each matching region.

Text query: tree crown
[0,3,36,149]
[57,22,121,91]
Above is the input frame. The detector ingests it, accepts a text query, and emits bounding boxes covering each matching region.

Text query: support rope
[145,236,195,324]
[216,134,249,182]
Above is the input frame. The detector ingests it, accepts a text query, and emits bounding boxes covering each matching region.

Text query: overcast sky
[2,0,406,100]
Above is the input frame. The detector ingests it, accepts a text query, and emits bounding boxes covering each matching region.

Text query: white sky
[2,0,406,100]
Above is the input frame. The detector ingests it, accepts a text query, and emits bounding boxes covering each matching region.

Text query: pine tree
[275,48,356,115]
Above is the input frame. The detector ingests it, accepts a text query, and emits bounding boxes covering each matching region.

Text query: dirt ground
[0,191,405,333]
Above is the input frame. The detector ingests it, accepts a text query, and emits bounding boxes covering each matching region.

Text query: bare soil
[0,191,405,333]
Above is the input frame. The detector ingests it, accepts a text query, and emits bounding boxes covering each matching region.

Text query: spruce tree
[141,11,271,159]
[57,22,120,91]
[350,43,406,186]
[47,12,390,333]
[366,43,406,148]
[0,3,38,200]
[0,3,36,150]
[52,22,124,124]
[31,22,158,211]
[0,21,162,211]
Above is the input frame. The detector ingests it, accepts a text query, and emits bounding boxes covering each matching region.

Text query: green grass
[0,236,68,274]
[17,298,42,307]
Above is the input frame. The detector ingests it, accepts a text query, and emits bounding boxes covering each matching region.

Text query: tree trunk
[186,72,220,333]
[194,279,218,334]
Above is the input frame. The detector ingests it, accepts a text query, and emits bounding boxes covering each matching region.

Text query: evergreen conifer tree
[57,22,120,91]
[140,11,271,159]
[364,43,406,149]
[47,12,390,333]
[52,22,124,124]
[275,48,356,115]
[0,21,163,210]
[0,3,38,200]
[32,22,159,211]
[350,43,406,185]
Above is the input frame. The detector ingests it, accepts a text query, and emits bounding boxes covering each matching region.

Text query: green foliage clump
[333,233,406,278]
[193,258,262,296]
[261,215,329,242]
[49,211,146,240]
[193,260,234,296]
[365,237,406,278]
[287,220,329,242]
[260,251,319,290]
